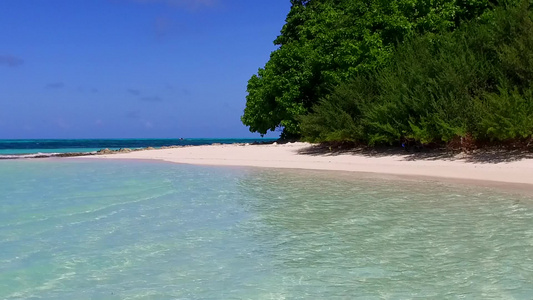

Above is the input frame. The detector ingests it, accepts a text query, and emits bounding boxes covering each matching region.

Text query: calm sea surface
[0,159,532,299]
[0,138,277,157]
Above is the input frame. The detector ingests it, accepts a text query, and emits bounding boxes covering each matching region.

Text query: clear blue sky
[0,0,289,139]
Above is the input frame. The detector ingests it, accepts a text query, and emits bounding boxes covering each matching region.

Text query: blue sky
[0,0,289,138]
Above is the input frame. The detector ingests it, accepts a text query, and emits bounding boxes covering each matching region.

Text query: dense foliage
[242,0,498,138]
[300,1,533,147]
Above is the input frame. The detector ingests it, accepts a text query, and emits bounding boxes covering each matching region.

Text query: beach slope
[93,142,533,186]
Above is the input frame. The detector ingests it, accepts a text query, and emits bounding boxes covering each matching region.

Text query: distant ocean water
[1,159,532,299]
[0,138,277,158]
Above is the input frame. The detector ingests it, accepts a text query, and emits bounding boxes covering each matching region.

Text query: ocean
[0,142,532,298]
[0,138,278,158]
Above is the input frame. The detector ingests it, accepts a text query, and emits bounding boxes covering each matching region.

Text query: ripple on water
[0,160,532,299]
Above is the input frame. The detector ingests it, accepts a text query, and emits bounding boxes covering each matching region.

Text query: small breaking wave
[0,152,96,160]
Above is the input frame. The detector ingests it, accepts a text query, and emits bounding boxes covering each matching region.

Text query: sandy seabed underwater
[0,159,532,299]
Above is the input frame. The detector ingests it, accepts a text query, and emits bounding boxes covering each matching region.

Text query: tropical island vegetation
[242,0,533,151]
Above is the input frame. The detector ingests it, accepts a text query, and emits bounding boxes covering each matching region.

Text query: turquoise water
[0,138,277,157]
[0,160,532,299]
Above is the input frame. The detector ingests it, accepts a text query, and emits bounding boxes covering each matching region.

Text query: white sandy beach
[93,142,533,187]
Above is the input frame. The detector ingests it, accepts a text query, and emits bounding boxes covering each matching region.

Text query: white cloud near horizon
[54,118,70,129]
[143,120,154,128]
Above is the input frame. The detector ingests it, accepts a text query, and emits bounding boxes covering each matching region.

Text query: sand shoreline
[89,142,533,189]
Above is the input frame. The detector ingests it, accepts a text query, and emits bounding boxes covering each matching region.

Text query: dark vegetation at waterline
[301,1,533,149]
[242,0,533,151]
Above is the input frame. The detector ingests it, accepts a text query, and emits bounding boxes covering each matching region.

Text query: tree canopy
[300,0,533,148]
[242,0,498,138]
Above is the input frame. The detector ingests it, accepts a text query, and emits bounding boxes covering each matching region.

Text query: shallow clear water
[0,160,532,299]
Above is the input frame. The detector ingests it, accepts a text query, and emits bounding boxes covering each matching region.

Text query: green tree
[242,0,496,138]
[301,0,533,146]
